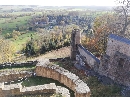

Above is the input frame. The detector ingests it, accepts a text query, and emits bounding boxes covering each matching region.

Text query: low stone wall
[0,83,70,97]
[35,60,90,97]
[78,45,100,71]
[0,61,37,69]
[0,70,32,83]
[0,61,36,83]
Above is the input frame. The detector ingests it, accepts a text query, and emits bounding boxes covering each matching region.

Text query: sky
[0,0,117,6]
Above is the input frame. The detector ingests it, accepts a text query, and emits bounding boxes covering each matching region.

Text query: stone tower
[70,29,81,60]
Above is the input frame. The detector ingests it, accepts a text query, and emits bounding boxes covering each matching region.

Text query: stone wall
[0,61,36,83]
[78,44,100,71]
[0,61,37,69]
[98,52,130,86]
[35,60,90,97]
[106,34,130,57]
[98,34,130,86]
[70,28,130,87]
[74,29,81,44]
[70,29,81,60]
[0,83,70,97]
[0,70,32,83]
[0,61,70,97]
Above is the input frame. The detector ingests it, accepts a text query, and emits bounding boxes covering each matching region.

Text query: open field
[11,31,38,51]
[0,16,31,34]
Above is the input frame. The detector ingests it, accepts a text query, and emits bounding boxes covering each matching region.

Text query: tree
[0,39,16,63]
[0,28,2,34]
[115,0,130,36]
[85,14,116,54]
[24,41,36,57]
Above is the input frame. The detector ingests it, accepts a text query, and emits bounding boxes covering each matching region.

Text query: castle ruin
[98,34,130,86]
[71,30,130,87]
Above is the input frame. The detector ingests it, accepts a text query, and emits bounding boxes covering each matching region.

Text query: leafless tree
[115,0,130,36]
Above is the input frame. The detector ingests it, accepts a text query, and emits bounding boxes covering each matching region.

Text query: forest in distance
[0,1,130,96]
[0,3,128,63]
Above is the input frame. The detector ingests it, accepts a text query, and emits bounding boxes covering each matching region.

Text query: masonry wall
[71,29,81,60]
[0,83,70,97]
[106,34,130,57]
[35,60,90,97]
[71,31,130,87]
[75,29,81,44]
[99,34,130,86]
[78,45,100,71]
[0,61,36,83]
[0,71,32,83]
[99,52,130,86]
[0,62,70,97]
[0,61,37,69]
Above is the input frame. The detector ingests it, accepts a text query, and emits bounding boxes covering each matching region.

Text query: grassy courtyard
[22,76,75,97]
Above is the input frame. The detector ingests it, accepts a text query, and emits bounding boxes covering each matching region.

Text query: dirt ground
[34,46,70,61]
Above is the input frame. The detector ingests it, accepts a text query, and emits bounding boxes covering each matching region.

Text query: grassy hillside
[0,16,31,34]
[11,31,38,51]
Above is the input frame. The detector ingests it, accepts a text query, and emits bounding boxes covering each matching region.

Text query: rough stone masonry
[35,59,90,97]
[98,34,130,86]
[71,29,130,87]
[0,82,70,97]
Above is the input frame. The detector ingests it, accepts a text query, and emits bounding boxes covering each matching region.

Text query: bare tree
[115,0,130,36]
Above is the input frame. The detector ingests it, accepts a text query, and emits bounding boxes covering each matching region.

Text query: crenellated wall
[35,60,90,97]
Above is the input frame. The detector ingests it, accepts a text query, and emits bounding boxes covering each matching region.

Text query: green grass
[22,76,75,97]
[0,12,41,52]
[0,16,31,35]
[10,31,39,51]
[53,62,63,67]
[54,59,122,97]
[0,11,34,15]
[0,11,43,35]
[86,77,122,97]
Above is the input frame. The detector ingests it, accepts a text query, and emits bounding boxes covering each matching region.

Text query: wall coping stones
[0,83,70,97]
[109,34,130,45]
[36,60,90,97]
[75,81,90,93]
[78,44,100,64]
[0,59,90,97]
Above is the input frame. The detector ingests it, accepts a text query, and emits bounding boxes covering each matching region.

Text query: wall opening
[118,58,124,67]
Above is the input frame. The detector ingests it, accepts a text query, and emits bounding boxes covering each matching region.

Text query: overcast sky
[1,0,117,6]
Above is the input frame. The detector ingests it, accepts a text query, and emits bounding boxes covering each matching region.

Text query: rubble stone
[35,60,90,97]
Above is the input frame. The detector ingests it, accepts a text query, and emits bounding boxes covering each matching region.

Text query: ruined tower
[70,29,81,60]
